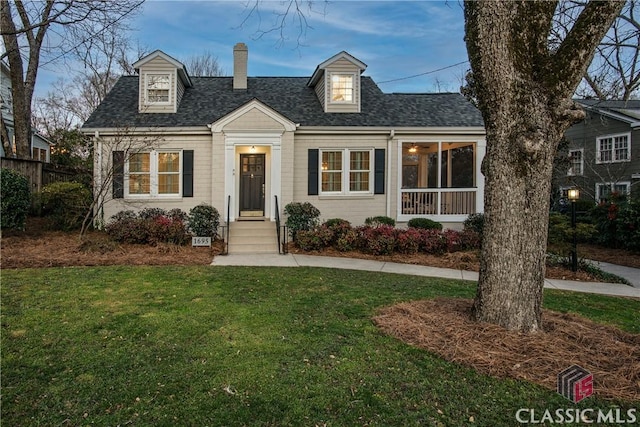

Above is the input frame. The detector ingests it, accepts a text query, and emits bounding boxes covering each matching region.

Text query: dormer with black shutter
[307,51,367,113]
[133,50,193,113]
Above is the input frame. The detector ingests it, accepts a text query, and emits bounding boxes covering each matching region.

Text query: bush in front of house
[1,168,30,230]
[106,208,190,245]
[40,181,92,230]
[463,213,485,235]
[284,202,321,242]
[188,204,220,238]
[589,195,640,252]
[364,216,396,227]
[408,217,443,230]
[296,226,334,251]
[322,218,352,245]
[357,225,397,255]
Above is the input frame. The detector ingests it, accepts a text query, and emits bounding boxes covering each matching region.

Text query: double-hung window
[127,150,181,197]
[330,74,355,103]
[320,149,372,194]
[596,182,630,202]
[145,74,171,103]
[596,133,630,164]
[567,149,583,176]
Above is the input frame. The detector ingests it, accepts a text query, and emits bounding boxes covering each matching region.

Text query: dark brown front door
[240,153,265,217]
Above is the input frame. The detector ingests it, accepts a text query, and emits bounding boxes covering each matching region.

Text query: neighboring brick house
[82,44,485,252]
[560,99,640,203]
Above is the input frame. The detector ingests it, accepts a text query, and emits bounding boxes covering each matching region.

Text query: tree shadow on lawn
[374,298,639,402]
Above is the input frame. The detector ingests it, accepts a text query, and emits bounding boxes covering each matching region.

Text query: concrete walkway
[211,253,640,298]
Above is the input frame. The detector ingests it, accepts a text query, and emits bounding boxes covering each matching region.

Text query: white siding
[100,134,214,221]
[224,108,286,131]
[293,134,387,225]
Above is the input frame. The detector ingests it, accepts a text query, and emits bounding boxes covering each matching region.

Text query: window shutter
[112,151,124,199]
[308,149,319,195]
[183,150,194,197]
[374,149,385,194]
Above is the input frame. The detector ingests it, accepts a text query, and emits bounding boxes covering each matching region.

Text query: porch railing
[401,189,476,216]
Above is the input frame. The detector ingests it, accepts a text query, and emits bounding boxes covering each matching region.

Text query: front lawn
[2,266,638,426]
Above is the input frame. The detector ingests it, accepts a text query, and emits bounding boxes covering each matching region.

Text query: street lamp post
[567,188,580,272]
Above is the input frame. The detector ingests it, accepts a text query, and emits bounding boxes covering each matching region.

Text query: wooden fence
[1,157,81,192]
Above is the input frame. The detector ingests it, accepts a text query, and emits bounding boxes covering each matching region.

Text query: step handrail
[274,195,288,254]
[223,195,230,255]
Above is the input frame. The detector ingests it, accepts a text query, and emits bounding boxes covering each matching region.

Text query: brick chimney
[233,43,248,90]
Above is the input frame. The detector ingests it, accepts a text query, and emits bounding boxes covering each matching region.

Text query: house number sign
[192,237,212,247]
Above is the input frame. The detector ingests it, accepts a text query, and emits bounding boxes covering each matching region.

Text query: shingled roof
[83,76,484,129]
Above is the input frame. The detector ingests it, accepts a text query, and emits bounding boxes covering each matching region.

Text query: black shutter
[308,149,319,195]
[183,150,194,197]
[374,148,385,194]
[112,151,124,199]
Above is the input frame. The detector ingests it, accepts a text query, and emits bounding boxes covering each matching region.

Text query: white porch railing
[401,189,476,216]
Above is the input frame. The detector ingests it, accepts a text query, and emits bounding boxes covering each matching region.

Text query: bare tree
[238,0,327,48]
[465,0,623,332]
[83,126,164,236]
[0,0,144,159]
[182,51,225,77]
[553,0,640,100]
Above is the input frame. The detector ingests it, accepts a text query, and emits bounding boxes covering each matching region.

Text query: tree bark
[464,0,623,332]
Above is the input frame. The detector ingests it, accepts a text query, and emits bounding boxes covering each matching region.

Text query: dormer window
[145,74,171,103]
[330,74,355,103]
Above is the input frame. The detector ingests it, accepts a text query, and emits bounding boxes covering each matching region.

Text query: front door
[239,153,265,217]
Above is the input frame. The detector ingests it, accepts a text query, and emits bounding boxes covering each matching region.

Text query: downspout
[95,131,103,227]
[386,129,395,217]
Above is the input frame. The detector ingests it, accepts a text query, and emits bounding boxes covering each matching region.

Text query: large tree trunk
[464,0,623,332]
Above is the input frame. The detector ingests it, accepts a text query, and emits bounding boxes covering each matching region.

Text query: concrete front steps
[227,220,279,254]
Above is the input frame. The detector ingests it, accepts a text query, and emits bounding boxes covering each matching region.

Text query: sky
[35,0,470,99]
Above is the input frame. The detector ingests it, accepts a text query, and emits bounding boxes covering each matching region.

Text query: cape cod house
[82,43,485,252]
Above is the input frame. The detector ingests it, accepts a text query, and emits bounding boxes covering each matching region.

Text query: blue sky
[37,1,470,97]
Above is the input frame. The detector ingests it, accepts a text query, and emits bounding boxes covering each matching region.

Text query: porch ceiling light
[250,145,256,153]
[567,188,579,201]
[408,143,418,153]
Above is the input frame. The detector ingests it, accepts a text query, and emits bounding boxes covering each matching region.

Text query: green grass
[2,266,638,426]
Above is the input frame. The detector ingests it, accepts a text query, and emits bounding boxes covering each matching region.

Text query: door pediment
[210,99,297,133]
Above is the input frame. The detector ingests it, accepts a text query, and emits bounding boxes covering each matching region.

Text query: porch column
[224,138,236,221]
[476,138,486,213]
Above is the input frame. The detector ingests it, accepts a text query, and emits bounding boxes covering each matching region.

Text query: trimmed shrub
[296,227,333,251]
[284,202,321,242]
[188,204,220,238]
[463,213,484,235]
[396,227,422,254]
[138,207,167,220]
[419,229,447,254]
[322,218,351,246]
[106,208,190,245]
[40,181,91,230]
[1,168,31,230]
[408,217,443,230]
[617,199,640,252]
[335,228,358,252]
[358,225,397,255]
[365,216,396,227]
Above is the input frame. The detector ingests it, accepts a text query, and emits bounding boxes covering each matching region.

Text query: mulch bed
[373,298,640,402]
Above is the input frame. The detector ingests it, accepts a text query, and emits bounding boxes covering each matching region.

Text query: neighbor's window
[330,74,354,103]
[127,150,181,197]
[145,74,170,103]
[567,149,583,176]
[596,133,630,164]
[596,181,630,202]
[320,149,371,194]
